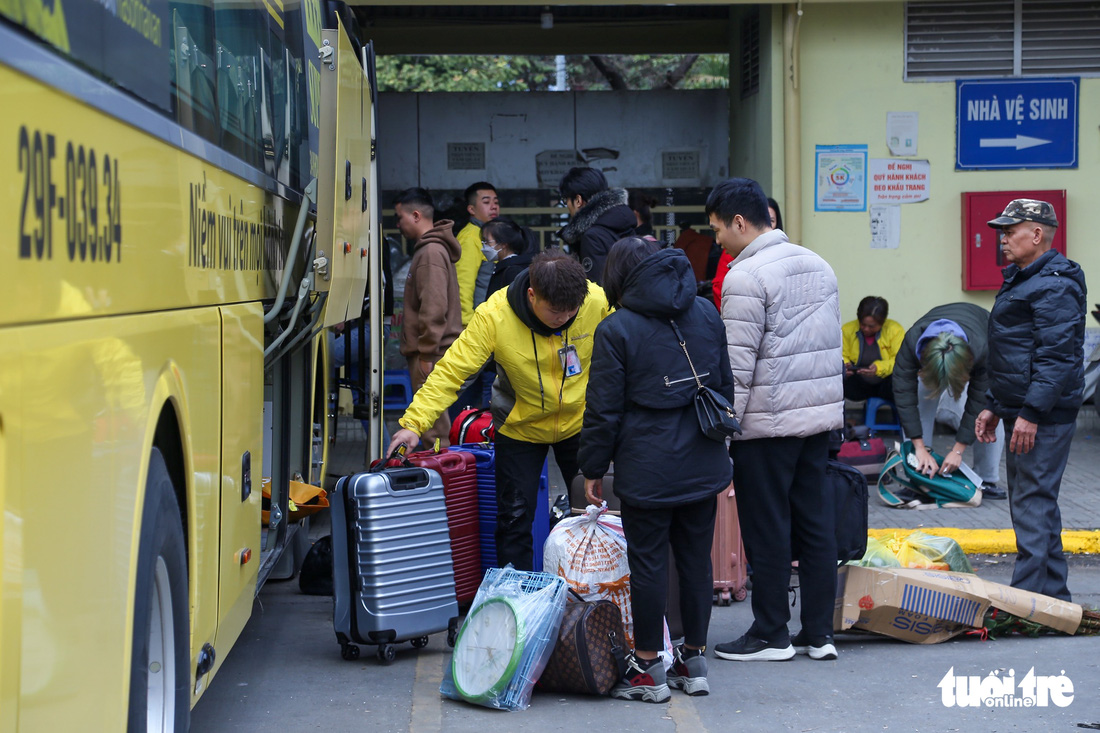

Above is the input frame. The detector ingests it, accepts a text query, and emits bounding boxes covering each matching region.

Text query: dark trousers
[843,373,894,403]
[729,431,836,642]
[494,431,579,571]
[620,495,717,652]
[1006,420,1076,601]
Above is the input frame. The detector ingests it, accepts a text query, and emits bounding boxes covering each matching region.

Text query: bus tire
[128,448,190,732]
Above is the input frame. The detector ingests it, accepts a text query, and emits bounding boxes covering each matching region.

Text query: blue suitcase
[331,464,460,663]
[451,443,550,572]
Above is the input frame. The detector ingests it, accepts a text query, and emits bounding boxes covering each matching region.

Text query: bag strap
[369,444,413,472]
[876,450,905,491]
[668,319,704,390]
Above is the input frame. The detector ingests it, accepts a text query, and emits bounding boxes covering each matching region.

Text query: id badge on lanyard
[558,344,582,378]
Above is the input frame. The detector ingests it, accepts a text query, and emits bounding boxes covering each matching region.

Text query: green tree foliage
[376,54,729,93]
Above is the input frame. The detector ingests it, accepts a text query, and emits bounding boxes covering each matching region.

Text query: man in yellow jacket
[455,182,500,326]
[388,249,611,570]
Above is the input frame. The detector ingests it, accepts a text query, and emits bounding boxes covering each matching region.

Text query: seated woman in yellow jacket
[842,296,904,402]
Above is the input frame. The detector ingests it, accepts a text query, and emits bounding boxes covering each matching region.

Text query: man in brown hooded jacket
[394,187,463,447]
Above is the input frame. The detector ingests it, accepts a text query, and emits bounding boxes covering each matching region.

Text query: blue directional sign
[956,78,1078,170]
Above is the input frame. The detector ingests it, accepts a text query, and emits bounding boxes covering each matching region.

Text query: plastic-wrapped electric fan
[441,566,567,711]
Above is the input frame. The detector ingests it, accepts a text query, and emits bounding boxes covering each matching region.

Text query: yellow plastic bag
[890,531,974,573]
[853,536,901,568]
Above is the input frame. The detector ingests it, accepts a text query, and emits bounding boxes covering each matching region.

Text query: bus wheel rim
[147,555,176,731]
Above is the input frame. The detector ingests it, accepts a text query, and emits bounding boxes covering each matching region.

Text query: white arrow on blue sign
[956,78,1078,170]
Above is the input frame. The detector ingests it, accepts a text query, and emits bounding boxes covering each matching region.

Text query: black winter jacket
[559,188,637,285]
[893,302,991,446]
[578,249,734,508]
[487,250,535,298]
[987,248,1087,424]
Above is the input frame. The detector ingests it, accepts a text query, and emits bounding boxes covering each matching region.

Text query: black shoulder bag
[669,319,742,442]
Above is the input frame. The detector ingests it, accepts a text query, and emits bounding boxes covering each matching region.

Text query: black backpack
[299,535,334,596]
[826,460,869,565]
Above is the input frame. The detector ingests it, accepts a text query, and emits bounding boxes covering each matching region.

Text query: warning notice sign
[869,159,930,205]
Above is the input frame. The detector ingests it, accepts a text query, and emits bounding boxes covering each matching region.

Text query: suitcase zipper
[576,606,596,693]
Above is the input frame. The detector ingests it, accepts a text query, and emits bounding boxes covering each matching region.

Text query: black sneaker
[666,646,709,696]
[712,634,794,662]
[792,631,838,660]
[982,483,1007,500]
[609,653,671,703]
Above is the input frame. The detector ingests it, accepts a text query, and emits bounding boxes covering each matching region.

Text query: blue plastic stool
[865,397,901,433]
[382,369,414,411]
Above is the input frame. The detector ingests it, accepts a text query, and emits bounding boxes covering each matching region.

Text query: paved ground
[191,553,1100,733]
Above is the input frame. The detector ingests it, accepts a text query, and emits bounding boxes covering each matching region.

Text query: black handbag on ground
[669,319,742,442]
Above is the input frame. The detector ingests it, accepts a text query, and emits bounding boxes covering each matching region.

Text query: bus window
[213,1,265,168]
[170,2,219,144]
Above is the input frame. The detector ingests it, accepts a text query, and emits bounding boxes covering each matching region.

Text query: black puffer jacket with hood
[579,249,735,508]
[559,188,637,285]
[987,248,1087,424]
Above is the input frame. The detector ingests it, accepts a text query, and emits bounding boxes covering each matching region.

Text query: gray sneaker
[609,653,671,703]
[666,646,709,696]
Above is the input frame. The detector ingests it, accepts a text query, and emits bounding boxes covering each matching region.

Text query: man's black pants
[494,431,580,571]
[620,494,717,652]
[729,431,836,642]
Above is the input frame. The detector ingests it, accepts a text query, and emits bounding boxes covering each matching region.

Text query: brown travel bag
[537,590,627,695]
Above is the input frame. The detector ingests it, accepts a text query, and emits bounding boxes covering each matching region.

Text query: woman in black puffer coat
[579,239,735,702]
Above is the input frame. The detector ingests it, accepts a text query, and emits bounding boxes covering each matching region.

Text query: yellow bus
[0,1,383,729]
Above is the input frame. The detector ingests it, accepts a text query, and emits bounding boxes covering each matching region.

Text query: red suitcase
[406,448,481,604]
[712,484,749,605]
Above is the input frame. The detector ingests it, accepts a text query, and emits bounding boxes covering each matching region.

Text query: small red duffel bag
[837,436,887,479]
[449,407,495,445]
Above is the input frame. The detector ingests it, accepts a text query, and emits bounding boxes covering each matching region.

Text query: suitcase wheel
[715,590,732,607]
[411,636,429,649]
[447,622,458,648]
[340,643,360,661]
[733,586,748,603]
[376,644,396,664]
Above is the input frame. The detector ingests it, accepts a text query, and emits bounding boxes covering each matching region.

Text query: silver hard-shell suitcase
[331,464,460,663]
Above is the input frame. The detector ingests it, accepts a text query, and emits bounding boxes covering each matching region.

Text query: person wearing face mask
[387,249,611,570]
[483,217,535,297]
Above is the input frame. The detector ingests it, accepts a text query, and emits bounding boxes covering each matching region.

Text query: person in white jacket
[706,178,845,664]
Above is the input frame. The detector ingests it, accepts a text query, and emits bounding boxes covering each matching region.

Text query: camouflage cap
[987,199,1059,229]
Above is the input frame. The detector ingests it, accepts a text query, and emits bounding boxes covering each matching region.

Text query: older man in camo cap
[975,198,1087,601]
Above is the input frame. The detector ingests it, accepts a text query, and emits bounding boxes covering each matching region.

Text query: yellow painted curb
[870,528,1100,555]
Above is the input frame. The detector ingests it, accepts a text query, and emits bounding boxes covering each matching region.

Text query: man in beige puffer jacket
[706,178,844,665]
[394,187,463,448]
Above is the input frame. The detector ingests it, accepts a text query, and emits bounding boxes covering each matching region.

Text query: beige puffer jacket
[720,230,844,440]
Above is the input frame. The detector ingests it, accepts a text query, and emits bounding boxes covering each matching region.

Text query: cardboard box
[977,577,1082,634]
[834,566,1085,643]
[835,566,990,644]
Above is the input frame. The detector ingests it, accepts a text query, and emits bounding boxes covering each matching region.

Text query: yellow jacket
[455,222,483,326]
[842,318,905,378]
[399,279,611,443]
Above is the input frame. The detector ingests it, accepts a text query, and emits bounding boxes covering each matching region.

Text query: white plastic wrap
[440,567,567,711]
